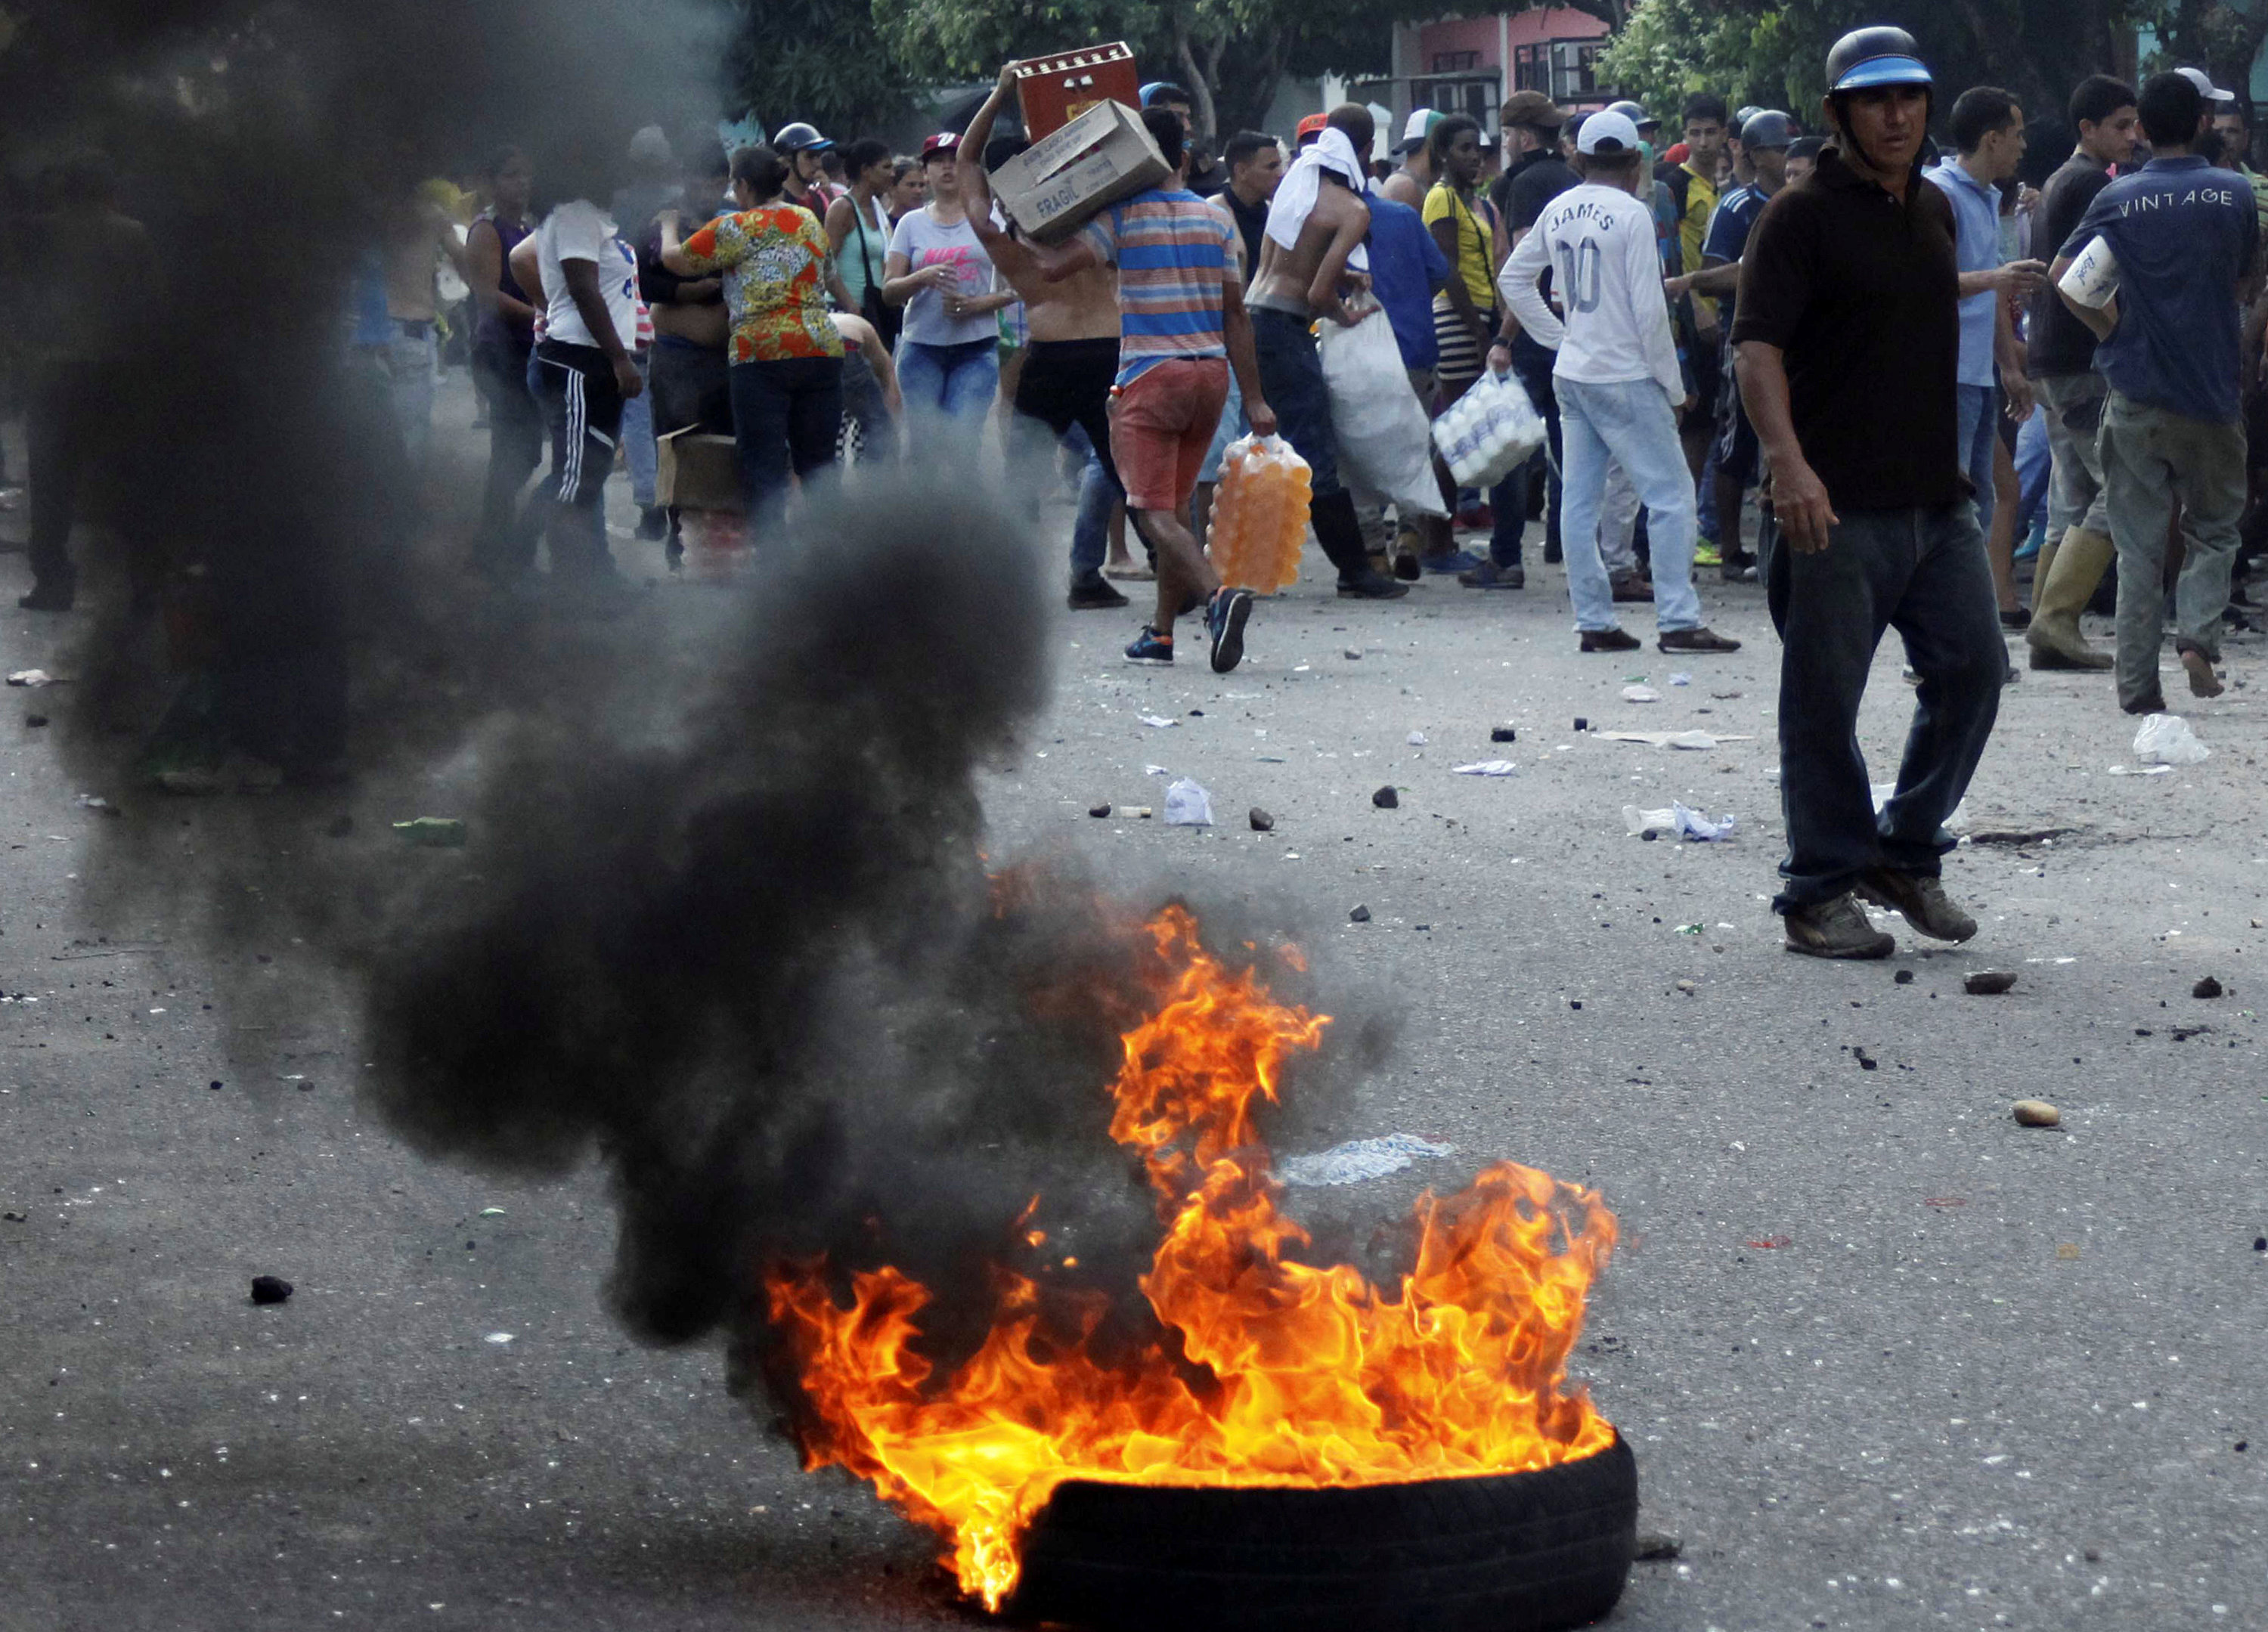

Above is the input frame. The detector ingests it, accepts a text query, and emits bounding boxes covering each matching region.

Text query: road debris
[1451,760,1517,776]
[1623,803,1737,841]
[1599,729,1754,749]
[249,1276,293,1305]
[1163,778,1214,825]
[1965,971,2019,995]
[2012,1100,2061,1128]
[2194,975,2224,999]
[1278,1133,1456,1188]
[1371,785,1399,808]
[7,669,56,688]
[1247,807,1275,831]
[1491,724,1518,742]
[1349,905,1371,922]
[393,817,466,847]
[2133,712,2209,766]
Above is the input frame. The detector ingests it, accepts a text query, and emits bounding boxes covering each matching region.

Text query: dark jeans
[472,338,542,573]
[531,339,624,578]
[1011,336,1151,580]
[1492,335,1561,568]
[729,355,843,530]
[1249,307,1374,582]
[1766,503,2004,912]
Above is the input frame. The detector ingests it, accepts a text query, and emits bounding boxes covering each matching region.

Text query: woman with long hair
[882,132,1015,444]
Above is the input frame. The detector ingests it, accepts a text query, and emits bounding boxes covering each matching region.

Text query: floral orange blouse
[678,206,845,364]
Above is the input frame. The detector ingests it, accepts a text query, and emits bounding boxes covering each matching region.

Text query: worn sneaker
[1459,560,1524,590]
[1610,568,1653,602]
[1783,893,1897,959]
[1579,627,1641,653]
[1854,868,1977,943]
[1337,570,1411,599]
[1658,626,1741,653]
[1125,625,1175,664]
[1422,547,1486,574]
[1068,574,1129,610]
[1207,587,1254,674]
[636,506,669,541]
[1693,537,1723,568]
[1720,551,1758,583]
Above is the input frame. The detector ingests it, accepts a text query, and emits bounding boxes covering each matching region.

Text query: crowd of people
[10,29,2267,955]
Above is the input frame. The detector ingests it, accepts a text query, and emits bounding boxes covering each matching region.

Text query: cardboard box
[656,429,743,512]
[990,98,1171,243]
[1012,42,1140,141]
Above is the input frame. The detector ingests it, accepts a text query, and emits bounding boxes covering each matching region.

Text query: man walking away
[2054,71,2262,708]
[2024,75,2139,671]
[531,184,643,599]
[1923,89,2045,581]
[1501,111,1740,658]
[1245,105,1411,599]
[1023,107,1278,671]
[1218,133,1283,285]
[1734,26,2005,958]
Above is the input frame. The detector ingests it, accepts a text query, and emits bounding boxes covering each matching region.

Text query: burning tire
[1003,1432,1637,1632]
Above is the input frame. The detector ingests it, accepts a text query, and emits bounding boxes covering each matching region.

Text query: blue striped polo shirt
[1077,187,1235,386]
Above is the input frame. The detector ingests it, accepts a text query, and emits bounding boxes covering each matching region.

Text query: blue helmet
[1825,26,1933,93]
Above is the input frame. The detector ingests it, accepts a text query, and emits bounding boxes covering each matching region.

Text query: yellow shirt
[1677,163,1718,278]
[1423,183,1498,309]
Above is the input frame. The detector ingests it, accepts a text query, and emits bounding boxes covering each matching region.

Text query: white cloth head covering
[1264,125,1370,271]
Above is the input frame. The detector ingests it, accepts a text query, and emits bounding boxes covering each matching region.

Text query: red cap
[920,132,960,160]
[1662,141,1690,163]
[1295,113,1328,146]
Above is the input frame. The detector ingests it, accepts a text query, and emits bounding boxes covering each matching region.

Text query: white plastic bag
[1432,367,1546,488]
[1623,802,1737,841]
[1317,304,1446,518]
[2133,712,2210,766]
[1163,777,1215,825]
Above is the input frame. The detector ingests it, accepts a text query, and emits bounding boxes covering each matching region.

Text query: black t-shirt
[1222,187,1269,288]
[2027,154,2115,378]
[1492,149,1579,234]
[1730,146,1963,513]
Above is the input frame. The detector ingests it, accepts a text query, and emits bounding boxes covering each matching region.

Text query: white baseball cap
[2177,66,2238,106]
[1397,107,1443,154]
[1576,110,1644,155]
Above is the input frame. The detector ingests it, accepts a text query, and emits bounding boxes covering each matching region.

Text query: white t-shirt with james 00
[888,207,997,347]
[1498,182,1684,403]
[538,200,640,351]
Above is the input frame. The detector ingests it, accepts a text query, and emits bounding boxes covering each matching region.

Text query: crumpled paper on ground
[2133,712,2210,766]
[1600,729,1754,749]
[1278,1133,1458,1188]
[1452,760,1518,776]
[1624,802,1737,841]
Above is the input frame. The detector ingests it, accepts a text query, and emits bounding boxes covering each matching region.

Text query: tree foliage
[1600,0,2169,145]
[727,0,916,138]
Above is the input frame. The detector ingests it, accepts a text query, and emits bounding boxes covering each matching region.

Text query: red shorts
[1108,358,1230,513]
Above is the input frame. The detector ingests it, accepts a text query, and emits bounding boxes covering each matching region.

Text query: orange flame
[765,906,1616,1609]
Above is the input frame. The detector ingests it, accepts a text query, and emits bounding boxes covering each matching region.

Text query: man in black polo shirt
[1470,90,1578,586]
[1733,26,2006,960]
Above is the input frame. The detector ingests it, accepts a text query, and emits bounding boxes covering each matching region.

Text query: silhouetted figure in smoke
[466,145,545,578]
[19,153,156,612]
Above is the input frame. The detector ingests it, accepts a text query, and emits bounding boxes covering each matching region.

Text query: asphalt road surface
[4,424,2264,1632]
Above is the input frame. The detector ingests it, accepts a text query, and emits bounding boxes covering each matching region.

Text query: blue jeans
[1765,503,2003,912]
[1557,377,1701,633]
[622,349,657,509]
[1492,336,1560,568]
[729,356,844,531]
[1956,382,2000,540]
[897,339,998,447]
[1071,442,1118,578]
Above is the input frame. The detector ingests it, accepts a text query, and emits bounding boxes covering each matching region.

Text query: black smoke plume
[9,0,1384,1424]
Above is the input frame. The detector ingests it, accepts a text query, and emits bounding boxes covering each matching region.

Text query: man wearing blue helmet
[1732,26,2006,960]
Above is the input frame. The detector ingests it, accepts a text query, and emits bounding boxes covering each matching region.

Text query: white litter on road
[1620,684,1661,702]
[1139,714,1179,729]
[1625,803,1737,841]
[2108,763,2172,776]
[1452,760,1519,776]
[7,669,55,688]
[1600,730,1755,749]
[2133,712,2210,766]
[1278,1133,1458,1188]
[1406,730,1428,745]
[1163,778,1214,825]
